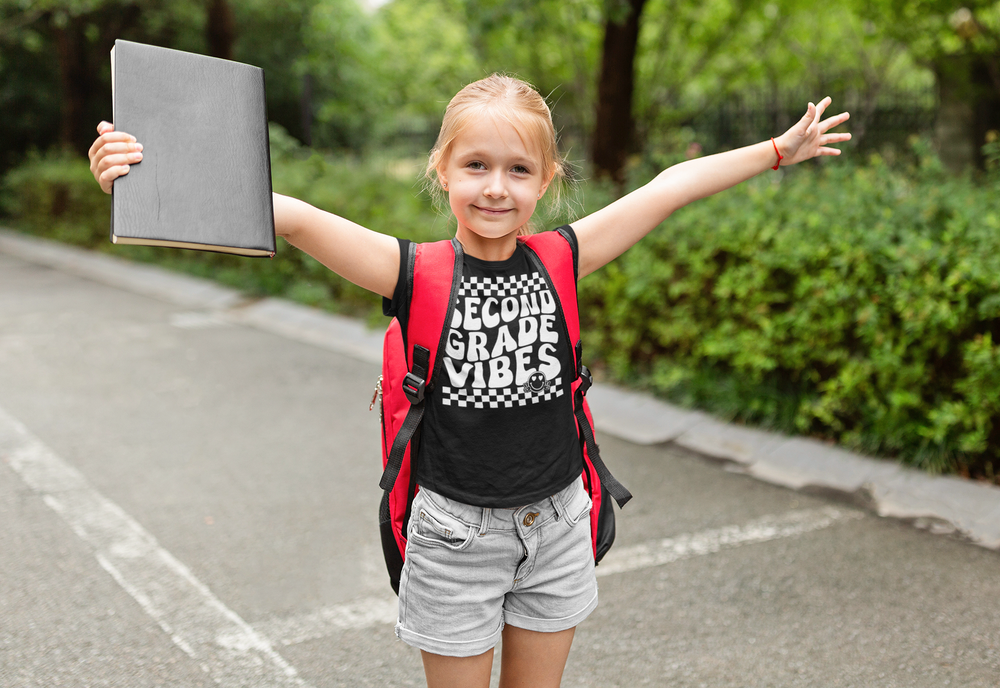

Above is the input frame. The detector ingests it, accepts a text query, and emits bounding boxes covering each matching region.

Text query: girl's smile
[474,205,512,215]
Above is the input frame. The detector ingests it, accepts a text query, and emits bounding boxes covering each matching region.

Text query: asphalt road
[1,250,998,687]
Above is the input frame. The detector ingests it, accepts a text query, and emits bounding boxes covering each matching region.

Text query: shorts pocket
[563,479,593,526]
[409,492,477,552]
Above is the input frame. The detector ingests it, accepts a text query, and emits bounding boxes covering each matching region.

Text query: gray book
[110,39,276,257]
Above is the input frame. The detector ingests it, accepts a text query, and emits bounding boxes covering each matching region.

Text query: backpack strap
[521,229,632,508]
[570,344,631,507]
[379,238,463,491]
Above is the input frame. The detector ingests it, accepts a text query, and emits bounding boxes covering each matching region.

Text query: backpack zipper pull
[369,375,383,411]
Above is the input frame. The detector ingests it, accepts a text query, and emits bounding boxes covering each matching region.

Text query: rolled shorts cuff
[503,589,599,634]
[395,619,504,658]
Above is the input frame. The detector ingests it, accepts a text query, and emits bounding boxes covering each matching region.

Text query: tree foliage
[450,0,605,153]
[0,0,964,174]
[854,0,1000,169]
[368,0,480,148]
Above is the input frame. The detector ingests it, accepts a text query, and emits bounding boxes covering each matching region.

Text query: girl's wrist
[770,136,786,169]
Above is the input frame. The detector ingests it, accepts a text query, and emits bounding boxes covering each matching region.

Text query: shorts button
[523,512,539,527]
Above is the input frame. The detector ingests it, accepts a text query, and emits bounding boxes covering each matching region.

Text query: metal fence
[682,90,939,156]
[371,89,940,165]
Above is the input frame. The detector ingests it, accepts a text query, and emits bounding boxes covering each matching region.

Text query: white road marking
[596,506,864,577]
[241,596,400,648]
[247,507,862,647]
[169,311,230,329]
[0,406,311,688]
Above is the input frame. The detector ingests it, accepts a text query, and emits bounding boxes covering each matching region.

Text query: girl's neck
[455,227,519,262]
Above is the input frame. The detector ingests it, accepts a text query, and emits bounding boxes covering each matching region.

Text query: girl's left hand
[775,97,851,166]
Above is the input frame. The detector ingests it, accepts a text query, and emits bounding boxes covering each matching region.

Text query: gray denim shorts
[394,475,599,657]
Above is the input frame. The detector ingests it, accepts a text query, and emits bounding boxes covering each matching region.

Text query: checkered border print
[457,273,548,299]
[441,377,565,408]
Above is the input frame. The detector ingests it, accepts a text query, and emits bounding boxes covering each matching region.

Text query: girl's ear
[538,169,556,198]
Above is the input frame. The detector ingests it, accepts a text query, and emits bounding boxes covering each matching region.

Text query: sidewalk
[3,228,998,551]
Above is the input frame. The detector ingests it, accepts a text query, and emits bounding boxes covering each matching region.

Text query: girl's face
[438,116,551,258]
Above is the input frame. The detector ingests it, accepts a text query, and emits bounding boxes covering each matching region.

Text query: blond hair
[425,74,566,236]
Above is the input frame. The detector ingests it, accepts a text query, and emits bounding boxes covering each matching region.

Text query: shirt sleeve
[382,238,412,325]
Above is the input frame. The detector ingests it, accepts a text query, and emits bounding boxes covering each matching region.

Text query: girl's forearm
[653,138,781,215]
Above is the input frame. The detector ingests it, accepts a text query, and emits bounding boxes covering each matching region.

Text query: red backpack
[372,227,631,594]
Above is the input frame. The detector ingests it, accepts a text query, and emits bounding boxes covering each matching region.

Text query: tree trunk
[301,72,313,147]
[53,20,90,152]
[206,0,235,60]
[934,52,1000,172]
[592,0,647,187]
[971,54,1000,169]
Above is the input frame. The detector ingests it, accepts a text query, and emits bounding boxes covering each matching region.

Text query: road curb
[3,229,998,551]
[588,385,1000,549]
[0,230,245,310]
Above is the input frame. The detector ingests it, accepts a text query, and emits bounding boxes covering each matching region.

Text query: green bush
[1,149,111,248]
[578,144,1000,478]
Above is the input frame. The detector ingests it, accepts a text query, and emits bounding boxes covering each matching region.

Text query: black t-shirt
[383,230,583,508]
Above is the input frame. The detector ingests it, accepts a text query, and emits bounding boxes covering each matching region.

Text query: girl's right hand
[88,121,143,194]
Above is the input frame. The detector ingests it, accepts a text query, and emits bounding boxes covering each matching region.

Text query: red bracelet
[771,138,783,170]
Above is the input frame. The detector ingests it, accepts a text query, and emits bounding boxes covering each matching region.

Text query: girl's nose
[483,172,508,198]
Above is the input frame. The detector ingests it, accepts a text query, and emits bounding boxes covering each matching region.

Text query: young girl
[88,74,850,688]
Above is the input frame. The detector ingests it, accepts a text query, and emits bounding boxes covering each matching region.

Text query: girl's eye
[512,165,530,175]
[467,161,486,170]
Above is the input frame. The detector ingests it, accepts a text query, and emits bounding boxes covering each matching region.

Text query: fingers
[799,102,815,126]
[88,126,137,150]
[95,146,143,172]
[821,132,852,145]
[803,97,837,127]
[811,131,851,159]
[88,122,131,156]
[95,131,136,149]
[819,111,851,135]
[99,164,132,193]
[88,131,137,166]
[90,142,142,180]
[804,99,849,143]
[804,102,817,137]
[814,96,832,120]
[88,122,142,194]
[96,141,143,156]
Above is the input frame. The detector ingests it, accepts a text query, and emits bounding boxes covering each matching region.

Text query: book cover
[110,39,276,257]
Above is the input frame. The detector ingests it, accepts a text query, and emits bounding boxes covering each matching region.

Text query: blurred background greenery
[2,0,999,481]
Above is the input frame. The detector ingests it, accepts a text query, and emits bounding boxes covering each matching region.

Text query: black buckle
[578,363,593,396]
[402,372,426,404]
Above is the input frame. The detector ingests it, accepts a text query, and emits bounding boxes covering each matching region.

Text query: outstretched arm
[88,122,400,298]
[572,97,851,278]
[271,192,399,297]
